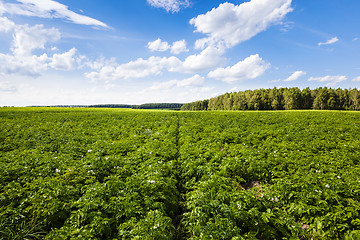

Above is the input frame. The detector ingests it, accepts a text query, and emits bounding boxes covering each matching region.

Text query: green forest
[181,87,360,111]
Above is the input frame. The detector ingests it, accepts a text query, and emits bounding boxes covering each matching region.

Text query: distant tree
[301,87,313,109]
[335,88,348,109]
[349,89,360,110]
[313,87,329,110]
[326,89,338,110]
[260,89,272,110]
[269,88,284,110]
[283,88,302,110]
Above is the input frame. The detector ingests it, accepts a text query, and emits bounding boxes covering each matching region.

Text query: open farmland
[1,108,360,239]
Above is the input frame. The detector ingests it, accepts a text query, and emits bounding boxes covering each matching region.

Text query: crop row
[1,108,360,239]
[1,109,180,239]
[178,111,360,239]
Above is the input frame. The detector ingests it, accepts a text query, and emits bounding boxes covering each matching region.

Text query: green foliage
[1,108,360,239]
[181,87,360,111]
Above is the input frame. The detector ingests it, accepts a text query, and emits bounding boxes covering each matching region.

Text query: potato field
[1,108,360,239]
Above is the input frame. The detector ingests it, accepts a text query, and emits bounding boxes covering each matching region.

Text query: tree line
[89,103,183,110]
[181,87,360,111]
[28,103,184,110]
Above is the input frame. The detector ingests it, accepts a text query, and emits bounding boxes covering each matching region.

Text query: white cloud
[352,76,360,82]
[194,37,217,50]
[308,75,346,86]
[177,74,204,87]
[0,2,4,15]
[208,54,270,83]
[0,81,17,92]
[12,23,60,56]
[87,45,224,81]
[284,70,306,82]
[0,18,83,76]
[147,38,170,52]
[49,48,77,70]
[190,0,293,48]
[83,57,117,71]
[0,16,15,32]
[183,46,225,72]
[0,0,108,28]
[85,56,183,81]
[318,37,339,46]
[149,74,205,90]
[148,38,188,54]
[147,0,191,13]
[0,53,49,76]
[171,39,188,54]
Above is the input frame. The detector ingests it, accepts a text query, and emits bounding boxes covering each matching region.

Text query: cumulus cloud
[49,48,77,70]
[177,74,204,87]
[0,53,49,76]
[171,40,189,54]
[352,76,360,82]
[147,38,170,52]
[208,54,270,83]
[89,0,291,81]
[318,37,339,46]
[0,17,82,77]
[0,19,55,76]
[147,38,188,54]
[308,75,346,86]
[12,23,60,56]
[183,46,225,72]
[85,56,183,82]
[88,45,224,81]
[0,0,108,28]
[190,0,293,48]
[147,0,191,13]
[0,16,15,32]
[284,70,306,82]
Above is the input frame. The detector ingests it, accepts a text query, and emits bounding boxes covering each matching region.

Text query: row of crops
[1,108,360,239]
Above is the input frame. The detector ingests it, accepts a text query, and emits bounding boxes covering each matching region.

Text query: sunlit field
[1,108,360,239]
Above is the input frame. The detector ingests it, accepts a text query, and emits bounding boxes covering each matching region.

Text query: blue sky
[0,0,360,106]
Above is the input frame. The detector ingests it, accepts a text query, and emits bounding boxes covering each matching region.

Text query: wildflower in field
[325,184,330,188]
[148,180,155,183]
[337,176,341,179]
[55,169,60,173]
[272,197,279,202]
[88,149,93,152]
